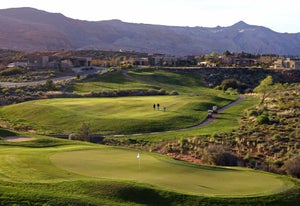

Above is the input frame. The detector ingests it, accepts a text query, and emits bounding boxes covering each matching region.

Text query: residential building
[273,58,300,69]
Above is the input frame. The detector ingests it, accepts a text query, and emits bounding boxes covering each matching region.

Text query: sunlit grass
[0,95,234,135]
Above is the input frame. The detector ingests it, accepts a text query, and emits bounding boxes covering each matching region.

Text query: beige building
[273,58,300,69]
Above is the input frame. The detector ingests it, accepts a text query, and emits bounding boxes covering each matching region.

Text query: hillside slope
[0,7,300,55]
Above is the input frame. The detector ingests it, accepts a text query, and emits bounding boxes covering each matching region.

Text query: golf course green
[0,140,295,197]
[1,69,300,205]
[0,95,234,135]
[0,138,299,205]
[50,146,294,197]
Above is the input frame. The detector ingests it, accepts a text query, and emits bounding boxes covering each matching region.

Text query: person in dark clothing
[153,104,156,110]
[157,103,160,110]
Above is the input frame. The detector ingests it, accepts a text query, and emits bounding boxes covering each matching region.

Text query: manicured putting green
[51,148,294,197]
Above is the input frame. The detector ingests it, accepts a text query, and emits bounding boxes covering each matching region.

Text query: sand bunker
[3,136,36,142]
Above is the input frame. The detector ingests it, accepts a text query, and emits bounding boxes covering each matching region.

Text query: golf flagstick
[137,152,140,169]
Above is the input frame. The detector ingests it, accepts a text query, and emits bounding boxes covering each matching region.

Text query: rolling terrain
[0,137,299,205]
[1,7,300,55]
[0,68,300,205]
[0,69,236,135]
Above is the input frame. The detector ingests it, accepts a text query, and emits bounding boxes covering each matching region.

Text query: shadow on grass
[0,129,17,137]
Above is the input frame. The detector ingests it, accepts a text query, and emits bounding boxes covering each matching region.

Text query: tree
[220,79,239,91]
[77,123,90,141]
[223,50,231,56]
[253,75,274,105]
[45,79,56,91]
[210,52,218,57]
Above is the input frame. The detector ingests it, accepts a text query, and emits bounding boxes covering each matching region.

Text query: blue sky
[0,0,299,33]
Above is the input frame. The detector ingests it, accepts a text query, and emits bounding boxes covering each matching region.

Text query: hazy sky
[0,0,299,33]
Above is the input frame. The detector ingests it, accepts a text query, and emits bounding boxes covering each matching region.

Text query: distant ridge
[0,7,300,55]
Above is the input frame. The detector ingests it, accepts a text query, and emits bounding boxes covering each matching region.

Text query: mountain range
[0,7,300,55]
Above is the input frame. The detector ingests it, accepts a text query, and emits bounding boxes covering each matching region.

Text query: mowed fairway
[0,95,233,134]
[50,146,294,197]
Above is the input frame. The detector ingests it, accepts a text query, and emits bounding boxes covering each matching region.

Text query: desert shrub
[178,138,189,154]
[170,90,179,95]
[225,88,238,95]
[147,89,158,95]
[204,144,238,166]
[273,134,282,141]
[45,79,56,91]
[68,133,78,140]
[77,123,90,141]
[220,79,239,91]
[256,114,270,124]
[247,109,258,117]
[274,160,284,168]
[214,85,222,90]
[1,87,9,94]
[0,67,23,76]
[284,156,300,178]
[158,89,167,95]
[15,89,23,94]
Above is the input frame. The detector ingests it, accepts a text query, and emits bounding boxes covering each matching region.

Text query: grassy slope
[66,69,208,95]
[0,138,299,206]
[0,69,237,135]
[0,95,234,135]
[51,147,293,197]
[1,69,299,205]
[113,95,258,143]
[67,70,155,93]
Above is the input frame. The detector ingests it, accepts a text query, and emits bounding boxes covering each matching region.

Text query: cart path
[110,95,245,137]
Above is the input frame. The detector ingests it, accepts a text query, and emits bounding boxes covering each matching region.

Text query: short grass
[2,69,299,205]
[127,68,208,94]
[50,146,294,197]
[67,70,155,93]
[67,68,211,95]
[0,94,235,135]
[0,138,299,205]
[112,95,258,142]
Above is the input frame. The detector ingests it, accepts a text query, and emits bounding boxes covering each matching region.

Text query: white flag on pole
[137,153,140,159]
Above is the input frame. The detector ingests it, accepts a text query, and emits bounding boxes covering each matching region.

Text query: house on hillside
[26,55,92,70]
[219,54,260,67]
[7,61,28,68]
[129,57,149,66]
[148,54,165,66]
[260,55,278,66]
[27,56,50,69]
[71,57,92,67]
[273,58,300,69]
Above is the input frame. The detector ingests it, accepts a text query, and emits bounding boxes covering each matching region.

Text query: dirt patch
[3,136,36,142]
